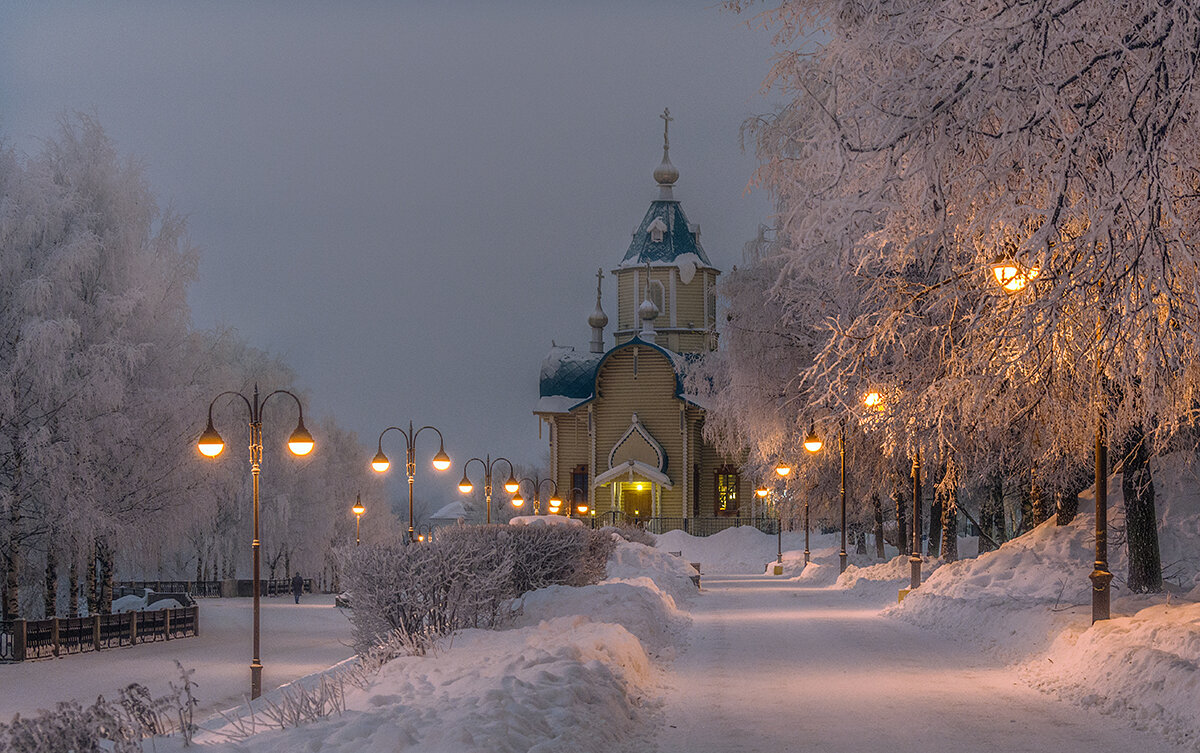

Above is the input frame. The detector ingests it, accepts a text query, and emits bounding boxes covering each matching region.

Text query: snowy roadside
[143,538,699,753]
[883,469,1200,749]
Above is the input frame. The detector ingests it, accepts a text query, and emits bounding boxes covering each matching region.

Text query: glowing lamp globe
[287,420,315,456]
[756,486,769,498]
[458,474,474,494]
[992,261,1040,293]
[432,446,451,471]
[352,503,365,516]
[774,463,791,477]
[577,503,589,515]
[371,450,390,473]
[197,420,224,458]
[864,391,883,409]
[512,494,525,508]
[804,430,823,453]
[504,476,520,493]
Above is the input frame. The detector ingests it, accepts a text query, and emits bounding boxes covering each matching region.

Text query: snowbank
[111,593,187,612]
[656,526,831,574]
[606,540,699,604]
[194,617,657,753]
[891,458,1200,744]
[509,577,688,659]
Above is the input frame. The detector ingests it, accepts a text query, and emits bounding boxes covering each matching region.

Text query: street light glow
[458,474,474,494]
[774,463,791,477]
[197,420,224,457]
[804,429,823,453]
[287,419,315,456]
[432,445,452,471]
[371,450,390,473]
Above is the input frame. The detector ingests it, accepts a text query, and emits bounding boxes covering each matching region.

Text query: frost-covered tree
[725,0,1200,590]
[0,116,198,618]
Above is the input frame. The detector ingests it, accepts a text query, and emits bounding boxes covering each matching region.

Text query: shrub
[341,525,615,654]
[601,524,656,547]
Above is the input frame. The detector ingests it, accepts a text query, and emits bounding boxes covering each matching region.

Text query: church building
[534,111,749,532]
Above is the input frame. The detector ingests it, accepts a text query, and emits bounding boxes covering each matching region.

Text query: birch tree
[725,0,1200,589]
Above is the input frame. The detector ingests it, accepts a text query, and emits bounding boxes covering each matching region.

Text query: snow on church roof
[619,199,713,268]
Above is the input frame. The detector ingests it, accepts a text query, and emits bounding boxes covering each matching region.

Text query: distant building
[534,110,749,532]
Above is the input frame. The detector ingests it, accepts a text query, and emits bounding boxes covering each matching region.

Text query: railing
[592,512,779,536]
[0,605,199,662]
[116,580,223,598]
[116,578,311,598]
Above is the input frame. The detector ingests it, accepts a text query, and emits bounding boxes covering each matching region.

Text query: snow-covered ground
[5,455,1199,751]
[0,595,355,721]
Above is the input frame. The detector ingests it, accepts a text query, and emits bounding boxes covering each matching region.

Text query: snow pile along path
[892,461,1200,744]
[197,616,658,753]
[607,538,701,605]
[510,577,689,659]
[1022,600,1200,749]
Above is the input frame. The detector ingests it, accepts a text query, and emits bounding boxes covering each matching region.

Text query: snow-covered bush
[0,662,197,752]
[601,524,656,547]
[341,525,615,653]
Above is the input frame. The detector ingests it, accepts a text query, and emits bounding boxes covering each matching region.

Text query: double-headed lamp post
[511,476,561,515]
[352,494,365,546]
[371,421,451,542]
[457,455,519,524]
[774,461,808,562]
[196,384,314,700]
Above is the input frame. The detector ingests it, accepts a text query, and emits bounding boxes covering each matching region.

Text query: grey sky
[0,2,776,518]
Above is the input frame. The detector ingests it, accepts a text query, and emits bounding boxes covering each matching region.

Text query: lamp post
[457,454,519,524]
[774,461,809,563]
[571,487,590,520]
[755,483,779,564]
[371,421,451,542]
[511,476,560,516]
[989,258,1109,621]
[352,494,365,546]
[800,422,845,572]
[196,384,314,700]
[910,451,922,589]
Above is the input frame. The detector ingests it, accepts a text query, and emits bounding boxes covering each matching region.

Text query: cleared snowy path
[656,575,1184,753]
[0,595,354,721]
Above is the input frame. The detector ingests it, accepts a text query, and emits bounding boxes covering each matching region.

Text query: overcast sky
[0,2,777,518]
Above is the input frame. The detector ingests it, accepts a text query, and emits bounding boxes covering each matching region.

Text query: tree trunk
[1030,480,1047,527]
[99,538,115,613]
[894,488,908,556]
[1122,428,1162,593]
[3,509,20,620]
[1054,489,1078,525]
[872,492,886,559]
[978,473,1003,553]
[1017,481,1034,535]
[87,540,99,616]
[68,548,79,618]
[44,536,58,618]
[927,489,943,557]
[855,530,867,555]
[941,488,958,563]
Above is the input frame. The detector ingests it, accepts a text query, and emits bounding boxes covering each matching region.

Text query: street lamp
[775,461,809,563]
[572,487,590,518]
[755,483,781,565]
[371,421,451,542]
[352,494,365,546]
[804,420,849,573]
[989,259,1109,620]
[197,384,313,700]
[512,476,559,516]
[457,454,518,524]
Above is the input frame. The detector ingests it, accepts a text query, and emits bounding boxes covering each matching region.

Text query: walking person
[291,573,304,604]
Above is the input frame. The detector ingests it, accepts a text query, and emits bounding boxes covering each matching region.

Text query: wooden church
[533,111,750,532]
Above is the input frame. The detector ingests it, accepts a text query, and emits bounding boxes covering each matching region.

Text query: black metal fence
[0,605,199,662]
[592,512,779,536]
[114,578,311,598]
